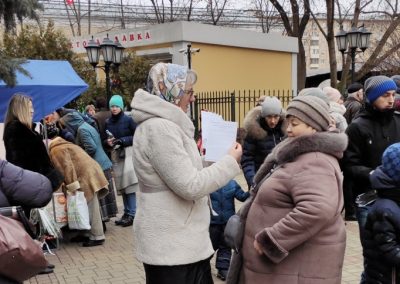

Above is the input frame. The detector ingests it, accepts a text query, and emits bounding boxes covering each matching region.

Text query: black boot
[115,214,128,226]
[82,239,105,247]
[120,215,134,227]
[39,267,54,274]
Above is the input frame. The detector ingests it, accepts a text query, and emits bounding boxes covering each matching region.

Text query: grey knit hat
[261,96,282,117]
[364,75,397,104]
[287,96,331,132]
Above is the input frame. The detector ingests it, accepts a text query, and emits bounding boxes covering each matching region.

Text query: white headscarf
[146,63,197,104]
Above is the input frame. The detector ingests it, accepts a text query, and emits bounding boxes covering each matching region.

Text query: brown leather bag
[0,215,48,282]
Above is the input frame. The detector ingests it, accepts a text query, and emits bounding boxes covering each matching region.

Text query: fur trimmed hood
[243,106,286,140]
[254,131,348,184]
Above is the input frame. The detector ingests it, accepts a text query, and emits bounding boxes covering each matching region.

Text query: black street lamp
[335,23,371,83]
[85,35,125,107]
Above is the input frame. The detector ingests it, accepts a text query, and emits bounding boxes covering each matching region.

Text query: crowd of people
[2,61,400,284]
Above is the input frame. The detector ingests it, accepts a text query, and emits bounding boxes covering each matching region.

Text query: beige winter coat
[240,132,348,284]
[131,89,241,266]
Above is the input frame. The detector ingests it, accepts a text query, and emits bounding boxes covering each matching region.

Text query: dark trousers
[143,257,214,284]
[356,204,373,284]
[343,177,356,217]
[209,224,232,271]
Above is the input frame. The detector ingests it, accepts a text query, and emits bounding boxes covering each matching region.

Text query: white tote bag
[67,191,91,230]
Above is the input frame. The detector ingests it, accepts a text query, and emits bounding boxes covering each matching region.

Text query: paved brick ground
[27,174,363,284]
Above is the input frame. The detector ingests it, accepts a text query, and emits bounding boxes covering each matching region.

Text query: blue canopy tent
[0,60,88,122]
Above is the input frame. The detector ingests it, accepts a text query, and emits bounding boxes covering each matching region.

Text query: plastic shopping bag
[45,192,68,228]
[67,191,91,230]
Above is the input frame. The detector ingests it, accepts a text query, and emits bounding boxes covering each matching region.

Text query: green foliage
[69,58,106,111]
[3,21,74,60]
[113,51,151,107]
[1,20,105,107]
[0,50,29,87]
[0,0,43,34]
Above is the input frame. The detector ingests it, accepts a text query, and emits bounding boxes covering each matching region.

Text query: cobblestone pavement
[27,174,363,284]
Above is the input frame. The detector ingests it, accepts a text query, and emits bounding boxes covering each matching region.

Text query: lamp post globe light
[85,35,125,107]
[335,23,371,84]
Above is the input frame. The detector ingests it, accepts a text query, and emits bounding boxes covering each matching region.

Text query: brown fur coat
[49,137,109,201]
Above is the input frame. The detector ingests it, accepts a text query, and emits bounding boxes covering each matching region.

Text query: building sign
[71,30,152,53]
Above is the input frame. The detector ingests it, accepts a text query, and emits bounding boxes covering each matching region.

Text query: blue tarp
[0,60,88,122]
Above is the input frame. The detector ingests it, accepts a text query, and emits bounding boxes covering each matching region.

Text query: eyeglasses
[184,89,195,96]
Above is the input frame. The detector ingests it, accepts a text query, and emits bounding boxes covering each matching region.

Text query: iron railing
[192,89,295,133]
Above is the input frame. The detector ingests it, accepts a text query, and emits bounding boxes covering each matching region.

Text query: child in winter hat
[260,96,282,117]
[109,94,124,110]
[364,75,397,104]
[146,63,197,105]
[364,142,400,283]
[380,143,400,183]
[286,96,331,132]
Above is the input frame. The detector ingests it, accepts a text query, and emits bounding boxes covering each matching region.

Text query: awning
[0,60,88,122]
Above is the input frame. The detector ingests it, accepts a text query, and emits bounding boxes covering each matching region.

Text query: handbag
[67,191,91,230]
[0,215,48,282]
[0,206,36,239]
[224,165,280,253]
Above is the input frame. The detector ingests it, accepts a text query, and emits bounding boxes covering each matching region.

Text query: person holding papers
[241,96,286,188]
[232,95,347,283]
[130,63,242,284]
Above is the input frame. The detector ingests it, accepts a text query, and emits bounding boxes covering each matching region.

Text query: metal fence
[192,89,295,132]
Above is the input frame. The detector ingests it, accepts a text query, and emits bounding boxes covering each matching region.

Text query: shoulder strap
[251,164,281,195]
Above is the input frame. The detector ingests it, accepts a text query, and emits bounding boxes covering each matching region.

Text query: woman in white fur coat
[131,63,242,284]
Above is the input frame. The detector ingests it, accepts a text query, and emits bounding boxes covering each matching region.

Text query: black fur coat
[3,120,53,175]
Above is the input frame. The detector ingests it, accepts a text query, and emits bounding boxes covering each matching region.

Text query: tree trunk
[120,0,126,29]
[88,0,91,34]
[298,39,306,90]
[64,1,75,37]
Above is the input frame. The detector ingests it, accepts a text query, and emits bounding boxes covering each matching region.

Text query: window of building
[310,58,319,64]
[310,40,319,46]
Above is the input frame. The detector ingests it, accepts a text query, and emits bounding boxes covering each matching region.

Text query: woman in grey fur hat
[231,95,348,284]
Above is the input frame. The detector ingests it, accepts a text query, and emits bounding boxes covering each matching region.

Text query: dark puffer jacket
[105,111,137,147]
[343,105,400,196]
[210,180,249,225]
[241,106,285,187]
[363,167,400,284]
[0,159,52,209]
